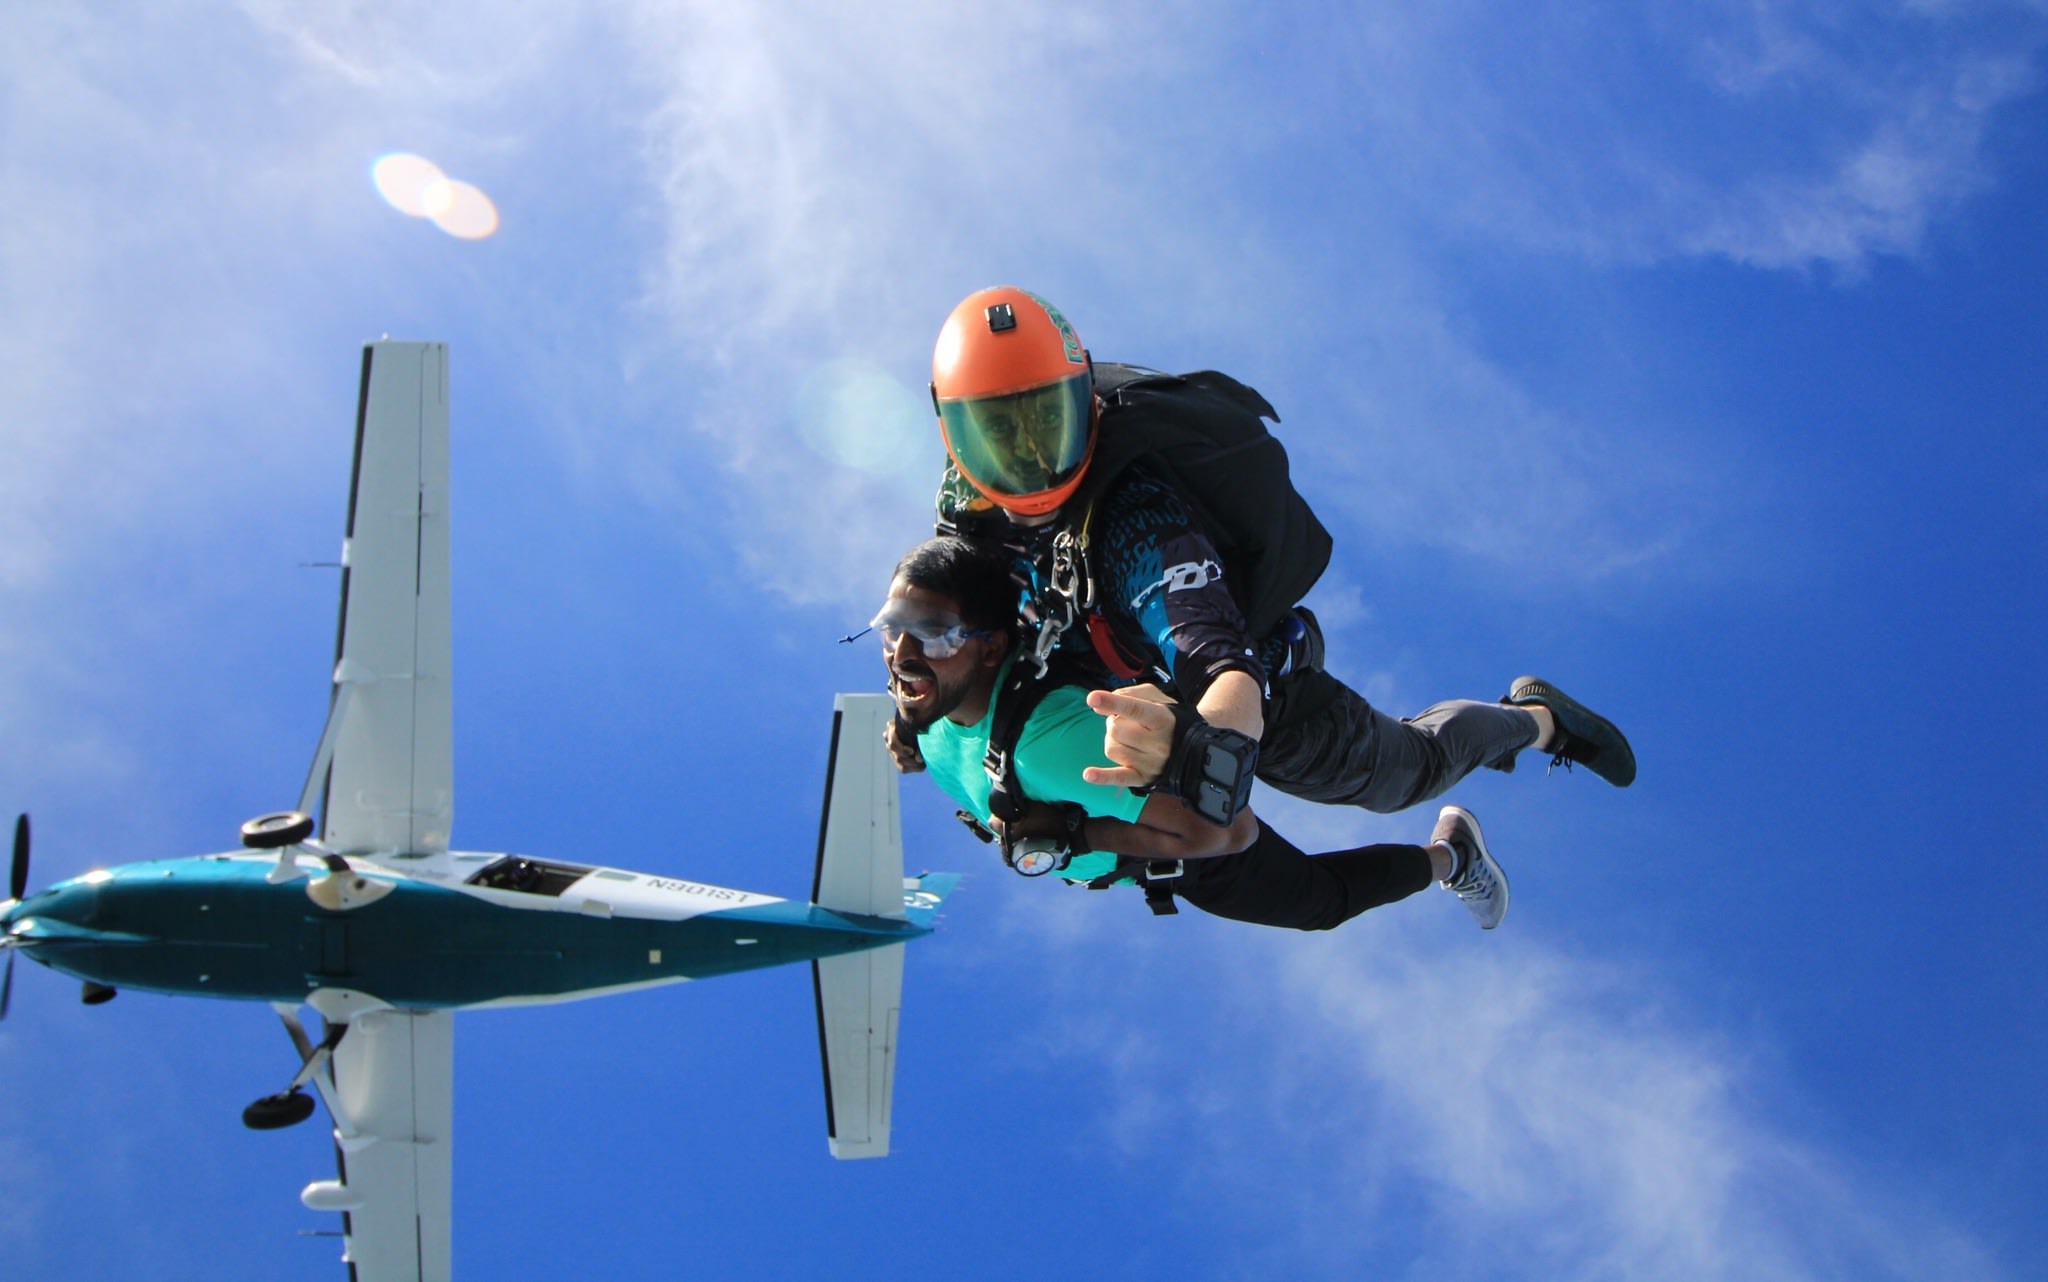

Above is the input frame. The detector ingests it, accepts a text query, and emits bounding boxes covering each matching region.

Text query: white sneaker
[1433,805,1508,930]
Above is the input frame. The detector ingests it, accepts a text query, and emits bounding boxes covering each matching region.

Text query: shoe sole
[1505,676,1637,787]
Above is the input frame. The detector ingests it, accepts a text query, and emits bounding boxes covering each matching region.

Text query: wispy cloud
[0,6,2036,1275]
[1274,284,1735,584]
[605,0,2046,602]
[1296,0,2047,274]
[613,0,1177,604]
[1683,52,2043,270]
[995,890,2006,1281]
[5,0,2039,619]
[1274,934,2001,1280]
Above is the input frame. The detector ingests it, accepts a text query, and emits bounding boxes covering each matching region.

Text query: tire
[241,812,314,850]
[242,1090,317,1130]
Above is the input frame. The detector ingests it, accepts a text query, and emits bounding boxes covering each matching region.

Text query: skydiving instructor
[920,285,1637,825]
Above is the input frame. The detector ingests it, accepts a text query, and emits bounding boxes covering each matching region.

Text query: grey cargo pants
[1257,666,1540,813]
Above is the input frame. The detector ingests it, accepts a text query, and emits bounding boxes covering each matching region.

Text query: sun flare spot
[372,152,499,240]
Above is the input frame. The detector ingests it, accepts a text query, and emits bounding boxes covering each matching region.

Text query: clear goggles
[936,370,1092,503]
[870,603,998,659]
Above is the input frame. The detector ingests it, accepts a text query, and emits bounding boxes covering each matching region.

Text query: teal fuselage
[5,857,925,1009]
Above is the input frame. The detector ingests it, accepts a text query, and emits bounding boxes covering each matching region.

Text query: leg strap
[1142,860,1183,916]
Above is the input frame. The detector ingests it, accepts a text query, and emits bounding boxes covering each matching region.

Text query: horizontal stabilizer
[813,944,904,1159]
[902,871,960,928]
[811,693,916,1159]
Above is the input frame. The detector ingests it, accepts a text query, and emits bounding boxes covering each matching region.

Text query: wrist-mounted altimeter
[1002,802,1092,877]
[1149,701,1259,827]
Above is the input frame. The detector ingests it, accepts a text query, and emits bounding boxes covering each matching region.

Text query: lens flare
[796,359,924,473]
[372,153,447,217]
[371,152,499,240]
[427,180,499,240]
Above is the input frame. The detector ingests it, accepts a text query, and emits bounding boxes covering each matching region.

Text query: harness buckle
[1140,860,1182,916]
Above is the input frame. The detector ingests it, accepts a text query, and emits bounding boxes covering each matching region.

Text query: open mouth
[891,662,936,702]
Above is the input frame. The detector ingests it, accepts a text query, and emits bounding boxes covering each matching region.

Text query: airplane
[0,341,954,1281]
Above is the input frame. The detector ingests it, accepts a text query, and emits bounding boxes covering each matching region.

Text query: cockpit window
[467,856,592,897]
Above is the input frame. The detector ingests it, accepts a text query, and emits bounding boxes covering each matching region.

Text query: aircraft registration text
[644,877,752,902]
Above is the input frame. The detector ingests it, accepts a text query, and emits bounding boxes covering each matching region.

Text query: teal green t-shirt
[917,654,1147,884]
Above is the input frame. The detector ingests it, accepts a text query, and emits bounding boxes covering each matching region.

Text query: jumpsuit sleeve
[1094,472,1264,703]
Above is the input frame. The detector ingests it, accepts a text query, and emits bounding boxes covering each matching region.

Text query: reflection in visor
[939,373,1092,501]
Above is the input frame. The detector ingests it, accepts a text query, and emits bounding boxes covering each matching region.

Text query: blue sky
[3,2,2045,1279]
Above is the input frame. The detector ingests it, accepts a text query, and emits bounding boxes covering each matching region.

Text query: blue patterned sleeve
[1093,471,1264,700]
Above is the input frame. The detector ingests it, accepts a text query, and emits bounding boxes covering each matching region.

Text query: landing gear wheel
[241,812,314,850]
[81,982,116,1005]
[243,1089,317,1130]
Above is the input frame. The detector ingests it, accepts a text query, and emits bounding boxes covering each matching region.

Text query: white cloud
[6,0,2039,622]
[0,6,2035,1273]
[1295,0,2048,273]
[601,0,2047,601]
[235,0,578,101]
[1276,285,1728,583]
[610,0,1185,604]
[1683,51,2041,271]
[994,892,2006,1281]
[1274,930,2004,1280]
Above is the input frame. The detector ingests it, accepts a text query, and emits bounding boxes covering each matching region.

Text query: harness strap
[1143,878,1180,916]
[1085,857,1185,915]
[982,656,1082,824]
[955,810,995,844]
[982,655,1096,880]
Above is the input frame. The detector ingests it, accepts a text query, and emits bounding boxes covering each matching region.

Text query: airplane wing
[291,345,453,1271]
[304,342,453,857]
[303,1008,455,1282]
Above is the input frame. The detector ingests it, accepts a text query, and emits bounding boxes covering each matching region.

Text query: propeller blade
[1,950,14,1022]
[10,813,27,901]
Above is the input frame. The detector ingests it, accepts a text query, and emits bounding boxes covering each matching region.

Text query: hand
[1081,684,1179,788]
[998,799,1070,842]
[884,716,926,774]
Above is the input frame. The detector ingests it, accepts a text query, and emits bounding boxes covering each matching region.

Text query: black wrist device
[1157,702,1259,827]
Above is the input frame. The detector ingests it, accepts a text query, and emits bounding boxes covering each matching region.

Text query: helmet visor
[937,371,1093,505]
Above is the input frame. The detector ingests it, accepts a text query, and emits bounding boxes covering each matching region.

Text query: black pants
[1258,667,1542,813]
[1171,821,1434,932]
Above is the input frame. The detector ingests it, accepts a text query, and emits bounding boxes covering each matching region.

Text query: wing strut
[296,682,359,819]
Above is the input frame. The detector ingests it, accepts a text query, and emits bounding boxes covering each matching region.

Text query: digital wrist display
[1155,702,1259,827]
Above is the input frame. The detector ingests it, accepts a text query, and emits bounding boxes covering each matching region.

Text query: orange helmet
[931,286,1096,517]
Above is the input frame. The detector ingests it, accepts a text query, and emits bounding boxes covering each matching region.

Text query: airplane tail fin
[809,693,939,1160]
[811,693,904,919]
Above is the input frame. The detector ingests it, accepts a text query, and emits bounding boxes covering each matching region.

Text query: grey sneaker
[1505,676,1637,787]
[1434,805,1507,930]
